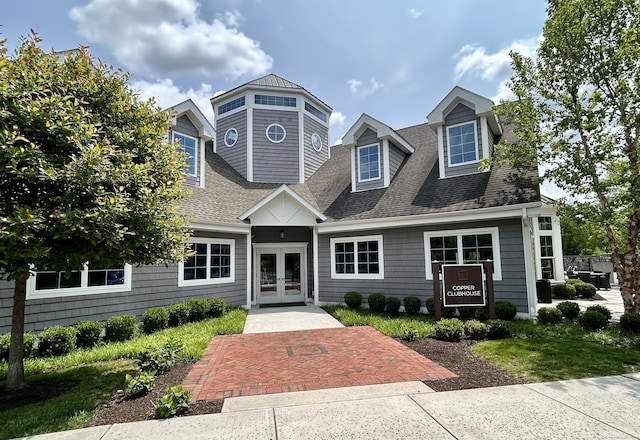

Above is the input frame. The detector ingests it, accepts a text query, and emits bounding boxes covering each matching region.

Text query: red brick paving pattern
[184,326,457,401]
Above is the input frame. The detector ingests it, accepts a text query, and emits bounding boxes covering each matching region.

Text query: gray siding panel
[253,109,299,183]
[174,115,201,186]
[317,219,529,312]
[0,233,248,333]
[355,129,384,191]
[216,109,248,179]
[303,115,329,180]
[388,142,406,180]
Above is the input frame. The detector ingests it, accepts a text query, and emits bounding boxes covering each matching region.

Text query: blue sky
[2,0,551,189]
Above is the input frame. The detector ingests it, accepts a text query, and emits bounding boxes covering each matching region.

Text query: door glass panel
[260,254,277,297]
[284,253,301,296]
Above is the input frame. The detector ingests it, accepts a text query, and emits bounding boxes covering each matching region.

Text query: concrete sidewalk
[17,373,640,439]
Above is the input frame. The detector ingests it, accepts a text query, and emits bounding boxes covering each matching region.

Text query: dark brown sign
[442,264,485,307]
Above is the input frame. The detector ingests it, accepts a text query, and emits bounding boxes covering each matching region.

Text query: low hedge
[578,310,609,330]
[206,298,226,318]
[495,301,517,321]
[556,301,580,320]
[403,296,421,314]
[143,307,170,334]
[167,303,190,327]
[0,332,36,361]
[574,282,597,299]
[434,318,464,342]
[553,283,576,300]
[464,320,488,340]
[537,307,562,325]
[344,292,362,309]
[74,320,103,348]
[385,296,401,315]
[620,313,640,334]
[367,293,386,313]
[586,305,612,321]
[185,299,209,322]
[37,326,78,357]
[104,315,137,342]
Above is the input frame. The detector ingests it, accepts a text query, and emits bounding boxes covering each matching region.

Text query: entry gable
[239,185,326,226]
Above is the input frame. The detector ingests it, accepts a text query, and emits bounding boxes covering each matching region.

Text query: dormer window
[174,132,197,176]
[447,121,477,166]
[358,144,380,181]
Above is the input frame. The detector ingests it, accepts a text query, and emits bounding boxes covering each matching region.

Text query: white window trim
[173,132,198,176]
[330,235,384,280]
[535,215,563,281]
[26,264,132,299]
[423,227,502,280]
[178,238,235,287]
[447,121,479,168]
[224,128,238,147]
[357,143,381,183]
[266,123,286,144]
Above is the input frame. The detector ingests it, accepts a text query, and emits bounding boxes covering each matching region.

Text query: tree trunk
[6,275,28,391]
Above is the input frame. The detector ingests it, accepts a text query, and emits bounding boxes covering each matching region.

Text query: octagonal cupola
[211,74,332,184]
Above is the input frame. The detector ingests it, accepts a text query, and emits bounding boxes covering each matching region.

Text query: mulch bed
[1,337,527,427]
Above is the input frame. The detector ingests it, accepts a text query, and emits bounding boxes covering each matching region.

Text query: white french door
[255,244,306,304]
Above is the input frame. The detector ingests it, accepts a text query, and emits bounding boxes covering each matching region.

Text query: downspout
[521,207,537,317]
[246,230,252,309]
[313,226,320,305]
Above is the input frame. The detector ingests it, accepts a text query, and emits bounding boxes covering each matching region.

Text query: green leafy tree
[0,34,191,390]
[489,0,640,313]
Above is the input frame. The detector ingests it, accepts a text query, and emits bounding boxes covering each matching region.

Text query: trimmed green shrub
[185,299,209,322]
[142,307,169,334]
[367,293,386,313]
[74,320,103,348]
[155,385,192,418]
[578,310,609,330]
[620,313,640,334]
[402,327,419,342]
[537,307,562,325]
[104,315,137,342]
[37,326,78,357]
[574,282,597,299]
[464,320,488,340]
[425,297,435,316]
[137,340,183,375]
[442,307,457,319]
[566,278,583,285]
[495,301,517,321]
[486,320,512,339]
[0,332,36,361]
[126,371,156,397]
[344,292,362,309]
[434,318,464,342]
[206,298,227,318]
[403,296,421,314]
[553,283,576,300]
[167,303,190,327]
[385,296,401,315]
[556,301,580,320]
[586,305,612,321]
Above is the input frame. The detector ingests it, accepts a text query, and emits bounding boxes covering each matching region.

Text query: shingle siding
[317,219,528,312]
[216,109,248,179]
[253,109,299,183]
[0,233,248,333]
[303,114,329,180]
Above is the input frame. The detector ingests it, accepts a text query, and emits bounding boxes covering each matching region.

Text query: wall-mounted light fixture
[279,230,285,240]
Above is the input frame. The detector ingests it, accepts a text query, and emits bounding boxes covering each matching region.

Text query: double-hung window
[538,217,555,279]
[424,227,501,280]
[358,144,380,181]
[330,235,384,279]
[447,121,478,166]
[173,132,197,176]
[178,238,235,286]
[27,264,132,299]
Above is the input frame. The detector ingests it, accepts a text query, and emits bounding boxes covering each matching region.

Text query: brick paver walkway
[184,326,456,401]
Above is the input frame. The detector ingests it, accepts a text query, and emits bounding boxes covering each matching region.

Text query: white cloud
[347,78,384,96]
[329,111,346,128]
[453,36,541,102]
[70,0,273,79]
[131,78,216,122]
[407,8,422,19]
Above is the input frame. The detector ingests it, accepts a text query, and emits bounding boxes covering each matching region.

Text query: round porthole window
[266,124,286,143]
[225,128,238,147]
[311,133,322,151]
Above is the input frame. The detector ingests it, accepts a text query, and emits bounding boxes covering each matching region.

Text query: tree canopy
[0,34,191,390]
[491,0,640,312]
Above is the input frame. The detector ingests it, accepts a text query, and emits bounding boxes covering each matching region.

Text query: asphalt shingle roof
[178,122,540,225]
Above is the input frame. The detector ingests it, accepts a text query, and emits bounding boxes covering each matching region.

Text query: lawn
[0,308,246,440]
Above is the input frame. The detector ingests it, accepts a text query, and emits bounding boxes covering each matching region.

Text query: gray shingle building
[0,75,563,333]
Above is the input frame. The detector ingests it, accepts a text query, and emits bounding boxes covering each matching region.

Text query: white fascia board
[427,86,495,126]
[188,221,250,234]
[239,184,327,222]
[317,202,543,234]
[170,99,216,139]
